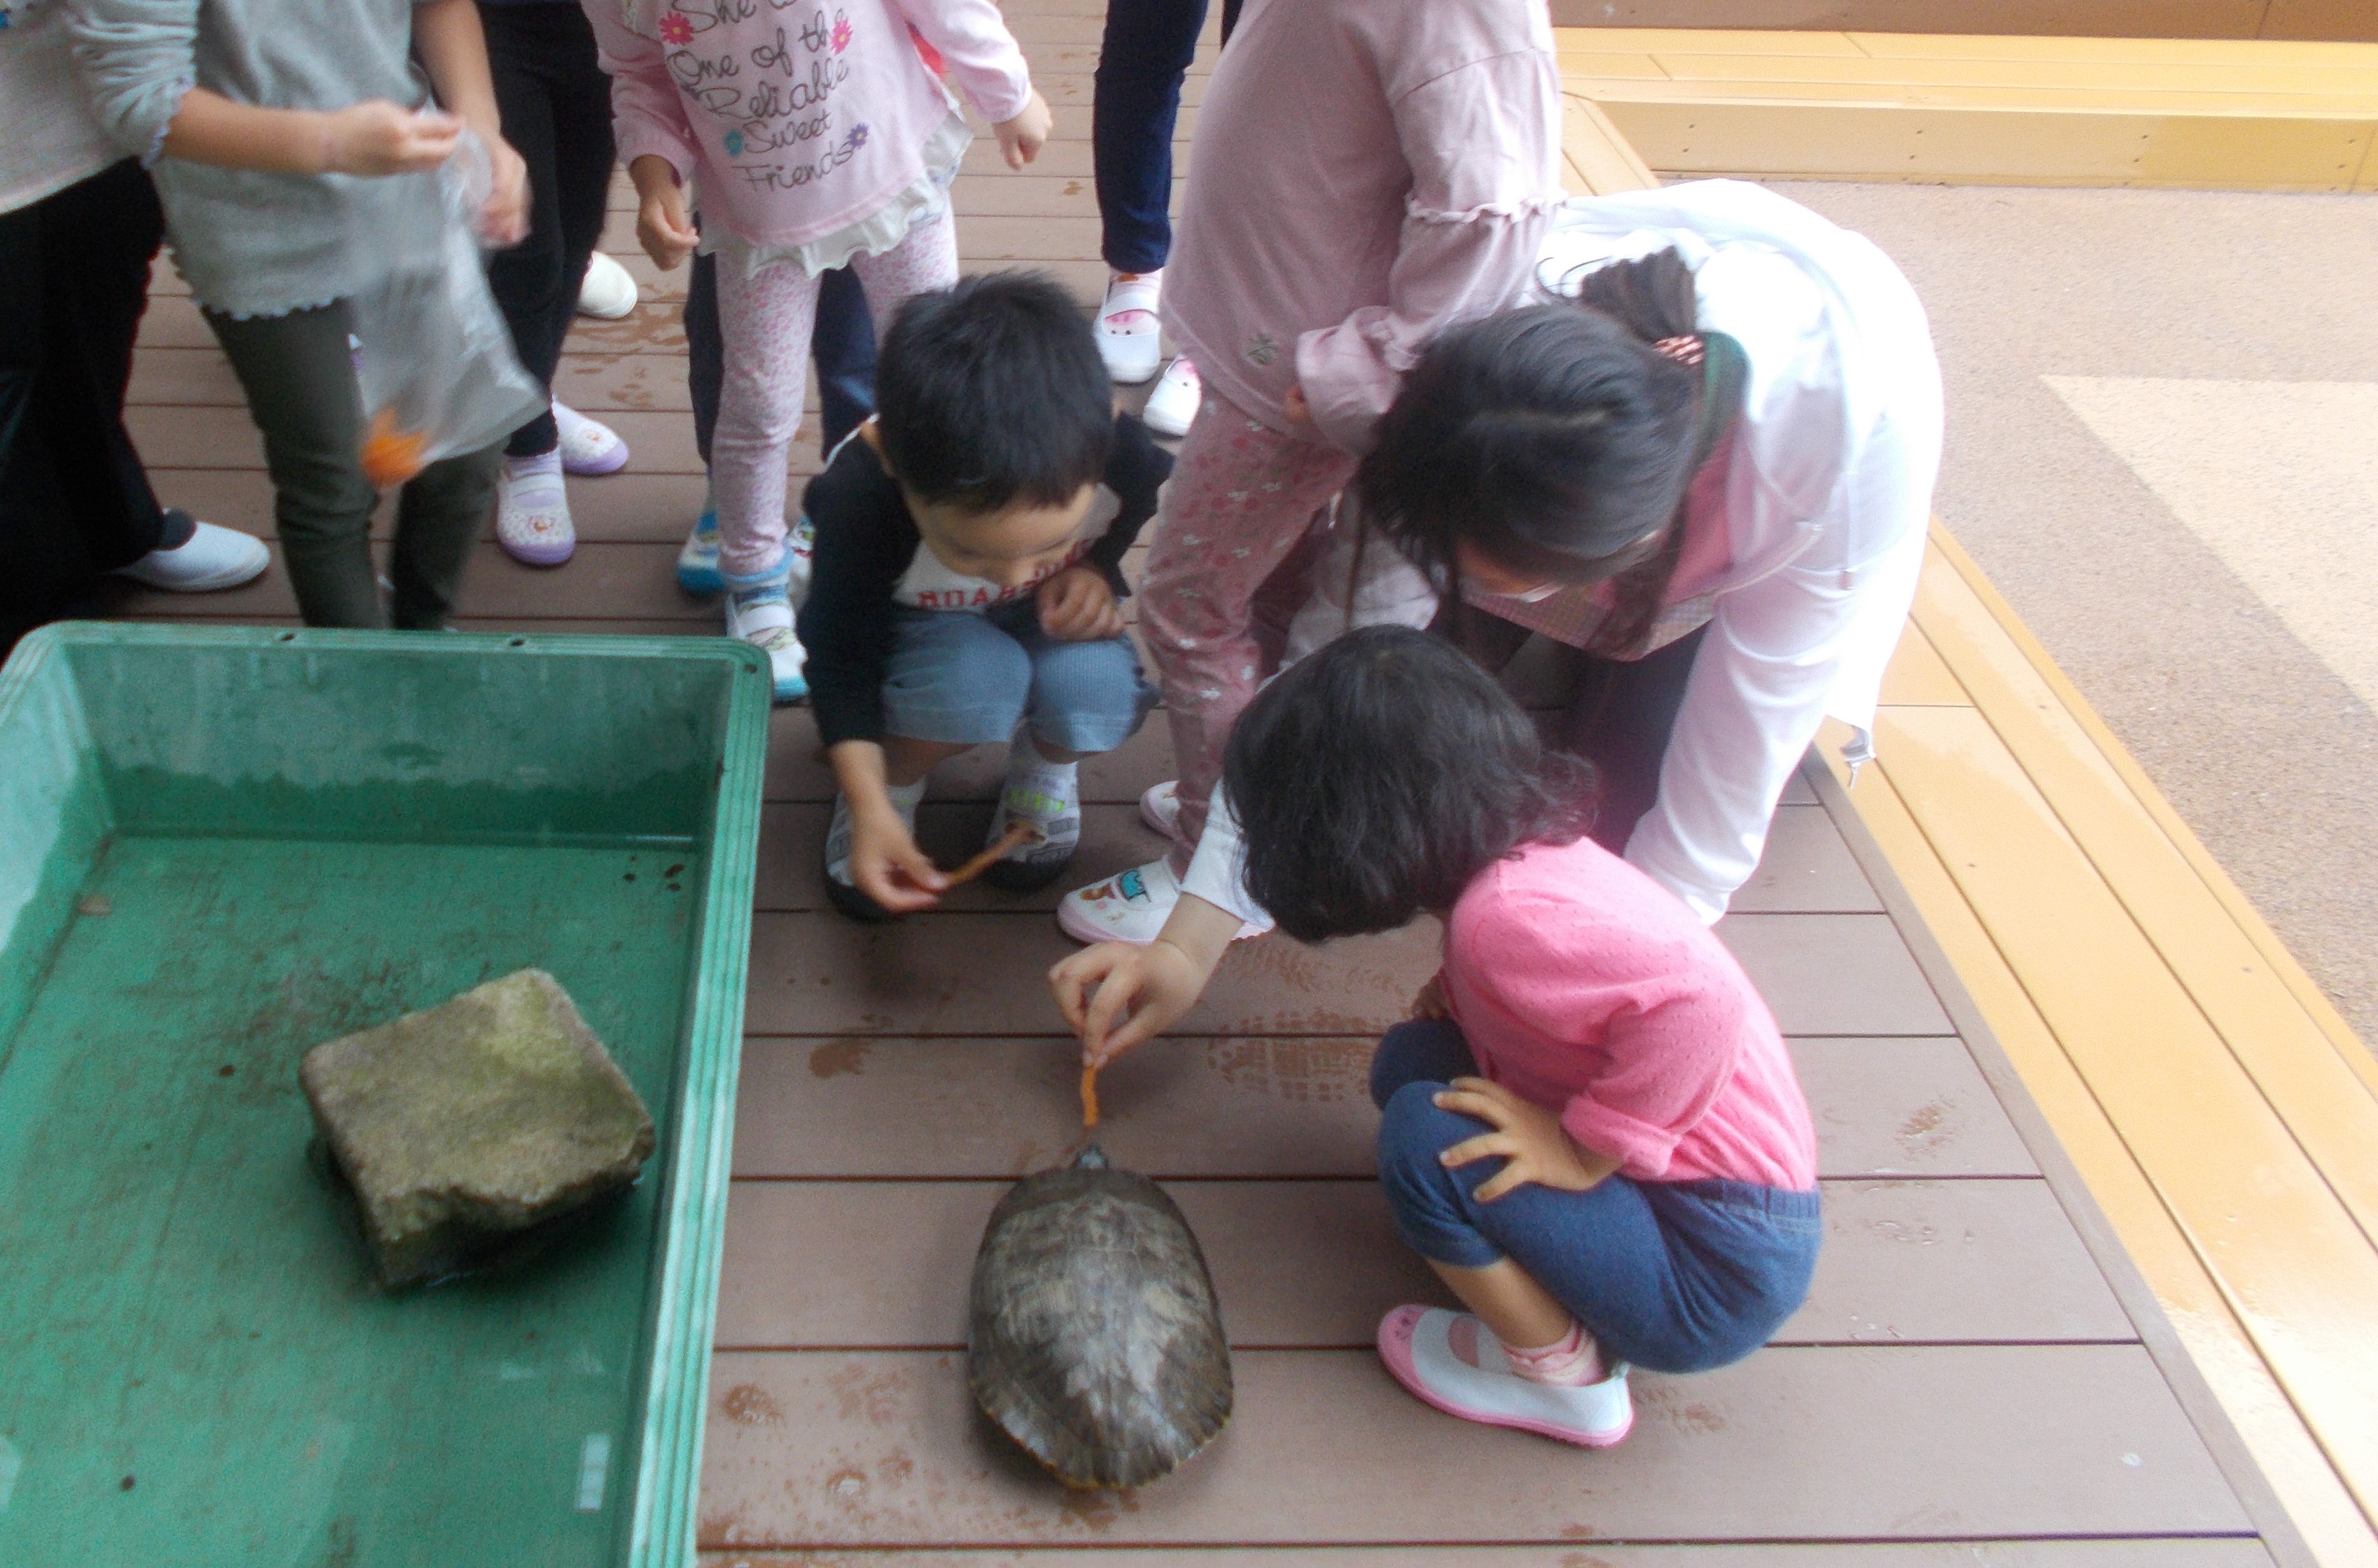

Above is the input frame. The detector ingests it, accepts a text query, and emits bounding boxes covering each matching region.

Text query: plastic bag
[349,131,544,489]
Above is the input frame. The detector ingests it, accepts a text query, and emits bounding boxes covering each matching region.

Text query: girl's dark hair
[1356,249,1705,656]
[1224,626,1593,943]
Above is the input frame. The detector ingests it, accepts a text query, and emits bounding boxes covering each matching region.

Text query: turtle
[966,1143,1233,1489]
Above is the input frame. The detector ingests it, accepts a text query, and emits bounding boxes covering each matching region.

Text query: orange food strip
[359,408,429,489]
[939,820,1040,889]
[1080,1065,1099,1129]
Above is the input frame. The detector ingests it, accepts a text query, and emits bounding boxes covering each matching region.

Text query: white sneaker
[1140,356,1201,438]
[554,403,629,477]
[984,732,1082,893]
[724,569,807,703]
[1057,855,1264,947]
[1377,1306,1634,1449]
[1138,779,1180,837]
[576,251,639,319]
[495,451,575,566]
[1095,270,1163,385]
[824,783,925,922]
[115,516,269,592]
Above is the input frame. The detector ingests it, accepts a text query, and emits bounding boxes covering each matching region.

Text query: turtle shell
[966,1145,1232,1489]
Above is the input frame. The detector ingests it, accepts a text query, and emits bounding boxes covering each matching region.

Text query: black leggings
[0,158,169,651]
[480,1,617,458]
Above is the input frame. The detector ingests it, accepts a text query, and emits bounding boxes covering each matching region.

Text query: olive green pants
[206,302,500,629]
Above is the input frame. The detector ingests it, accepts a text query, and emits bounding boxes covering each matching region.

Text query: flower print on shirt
[831,14,853,51]
[658,11,693,45]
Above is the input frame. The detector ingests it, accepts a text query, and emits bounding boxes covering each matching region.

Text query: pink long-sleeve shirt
[1162,0,1563,455]
[584,0,1031,250]
[1441,834,1819,1191]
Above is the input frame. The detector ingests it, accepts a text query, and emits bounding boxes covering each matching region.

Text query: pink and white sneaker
[1138,780,1180,837]
[1095,270,1163,385]
[554,402,630,477]
[495,451,575,566]
[1377,1306,1633,1449]
[1057,855,1267,947]
[1141,356,1201,438]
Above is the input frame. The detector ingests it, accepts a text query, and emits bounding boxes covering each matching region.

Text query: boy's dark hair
[1224,627,1593,943]
[874,271,1114,512]
[1354,251,1706,654]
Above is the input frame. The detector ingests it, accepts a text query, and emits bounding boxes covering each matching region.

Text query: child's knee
[1370,1018,1474,1108]
[1027,638,1156,754]
[881,616,1034,745]
[1375,1082,1504,1266]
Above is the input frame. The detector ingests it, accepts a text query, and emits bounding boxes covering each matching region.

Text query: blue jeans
[685,253,874,463]
[1372,1019,1822,1374]
[1092,0,1241,274]
[881,599,1157,753]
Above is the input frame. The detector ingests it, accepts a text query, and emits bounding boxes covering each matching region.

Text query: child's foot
[496,450,575,566]
[824,781,926,922]
[1376,1306,1633,1449]
[1095,270,1163,385]
[678,482,722,597]
[984,731,1082,893]
[554,402,631,477]
[1057,856,1267,946]
[577,251,641,319]
[1140,356,1201,438]
[1138,779,1180,837]
[114,514,269,592]
[723,561,808,703]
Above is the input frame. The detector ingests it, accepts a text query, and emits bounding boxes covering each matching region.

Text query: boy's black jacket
[797,413,1172,748]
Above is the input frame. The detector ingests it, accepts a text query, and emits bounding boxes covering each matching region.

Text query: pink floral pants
[711,207,958,578]
[1139,388,1358,870]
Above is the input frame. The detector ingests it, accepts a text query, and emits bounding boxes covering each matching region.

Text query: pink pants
[1139,389,1358,870]
[711,207,959,578]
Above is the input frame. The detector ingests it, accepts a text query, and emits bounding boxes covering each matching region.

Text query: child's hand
[993,90,1053,170]
[1282,383,1312,427]
[1410,969,1449,1020]
[629,154,699,271]
[1050,939,1203,1066]
[479,136,531,248]
[319,102,462,176]
[1036,566,1124,642]
[1434,1077,1616,1202]
[848,800,949,914]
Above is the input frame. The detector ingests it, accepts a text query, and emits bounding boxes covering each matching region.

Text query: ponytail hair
[1357,248,1709,657]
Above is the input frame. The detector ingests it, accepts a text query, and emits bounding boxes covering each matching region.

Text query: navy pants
[1372,1018,1820,1374]
[1092,0,1241,274]
[685,253,875,464]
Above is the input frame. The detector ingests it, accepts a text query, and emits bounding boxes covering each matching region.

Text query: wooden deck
[103,4,2325,1562]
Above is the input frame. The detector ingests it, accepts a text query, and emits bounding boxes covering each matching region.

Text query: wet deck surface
[111,1,2289,1560]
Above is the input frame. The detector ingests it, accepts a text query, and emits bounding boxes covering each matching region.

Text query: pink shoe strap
[1502,1321,1608,1388]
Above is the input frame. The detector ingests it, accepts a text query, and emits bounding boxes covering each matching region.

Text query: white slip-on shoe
[115,516,269,592]
[496,451,575,566]
[1095,270,1163,385]
[576,250,639,319]
[1139,780,1180,837]
[1057,855,1264,947]
[1377,1306,1634,1449]
[1140,356,1201,438]
[554,402,629,477]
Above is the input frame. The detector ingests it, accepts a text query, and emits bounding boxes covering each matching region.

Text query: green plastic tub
[0,624,770,1567]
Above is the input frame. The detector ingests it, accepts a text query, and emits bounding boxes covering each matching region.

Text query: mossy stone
[299,968,656,1288]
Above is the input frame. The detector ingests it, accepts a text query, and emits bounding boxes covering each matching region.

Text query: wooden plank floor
[105,3,2294,1560]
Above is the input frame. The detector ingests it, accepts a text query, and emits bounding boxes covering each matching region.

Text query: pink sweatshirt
[1441,835,1819,1191]
[585,0,1032,249]
[1163,0,1563,455]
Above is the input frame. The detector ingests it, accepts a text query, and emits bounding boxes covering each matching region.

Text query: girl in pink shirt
[1056,0,1565,945]
[1052,626,1820,1447]
[584,0,1052,698]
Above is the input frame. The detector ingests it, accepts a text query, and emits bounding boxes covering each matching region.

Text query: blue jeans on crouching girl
[880,599,1156,750]
[1372,1018,1821,1374]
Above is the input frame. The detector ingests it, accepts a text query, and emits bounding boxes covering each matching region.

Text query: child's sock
[1500,1320,1610,1388]
[982,731,1081,892]
[825,779,928,891]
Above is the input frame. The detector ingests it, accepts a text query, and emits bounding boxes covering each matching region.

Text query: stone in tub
[300,968,656,1288]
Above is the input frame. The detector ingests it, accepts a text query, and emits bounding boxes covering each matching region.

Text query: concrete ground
[1774,180,2378,1058]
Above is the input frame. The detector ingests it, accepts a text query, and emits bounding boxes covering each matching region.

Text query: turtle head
[1071,1143,1109,1172]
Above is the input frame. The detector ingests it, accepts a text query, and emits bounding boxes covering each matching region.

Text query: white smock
[1187,180,1944,927]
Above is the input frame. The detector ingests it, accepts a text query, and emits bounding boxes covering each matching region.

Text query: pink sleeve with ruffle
[580,0,702,185]
[1295,48,1563,455]
[883,0,1033,125]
